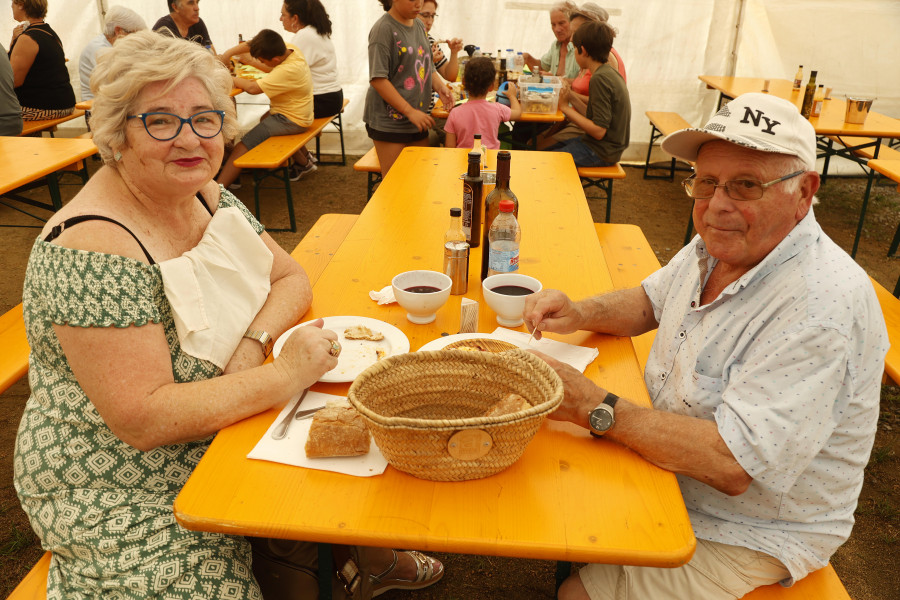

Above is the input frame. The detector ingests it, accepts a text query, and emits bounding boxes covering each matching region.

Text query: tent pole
[726,0,747,77]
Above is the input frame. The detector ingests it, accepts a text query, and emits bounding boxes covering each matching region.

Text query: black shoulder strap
[196,191,214,215]
[44,215,155,265]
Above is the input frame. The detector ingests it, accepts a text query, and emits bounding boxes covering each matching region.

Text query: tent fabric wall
[3,1,897,169]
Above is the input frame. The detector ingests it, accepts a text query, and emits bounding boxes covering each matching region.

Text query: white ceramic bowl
[392,270,453,324]
[482,273,542,327]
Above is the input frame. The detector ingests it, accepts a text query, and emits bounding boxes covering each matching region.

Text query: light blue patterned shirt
[642,209,888,585]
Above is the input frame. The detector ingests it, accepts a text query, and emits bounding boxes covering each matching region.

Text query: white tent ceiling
[4,0,899,166]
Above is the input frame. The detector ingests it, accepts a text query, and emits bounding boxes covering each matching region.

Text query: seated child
[444,57,521,150]
[217,29,315,188]
[548,20,630,167]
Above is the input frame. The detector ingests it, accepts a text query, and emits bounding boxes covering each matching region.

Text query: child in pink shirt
[445,57,521,149]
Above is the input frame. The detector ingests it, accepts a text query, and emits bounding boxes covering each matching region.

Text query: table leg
[555,560,572,591]
[852,168,878,258]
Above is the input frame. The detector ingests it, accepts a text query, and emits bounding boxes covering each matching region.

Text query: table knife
[271,388,310,440]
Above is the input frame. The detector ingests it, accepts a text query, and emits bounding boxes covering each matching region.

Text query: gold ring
[329,340,342,358]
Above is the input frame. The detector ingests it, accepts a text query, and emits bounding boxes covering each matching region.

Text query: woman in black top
[8,0,75,120]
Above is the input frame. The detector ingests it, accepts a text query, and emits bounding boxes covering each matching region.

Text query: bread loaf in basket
[347,348,563,481]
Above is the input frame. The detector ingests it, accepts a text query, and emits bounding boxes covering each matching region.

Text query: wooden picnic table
[173,147,696,570]
[0,136,98,224]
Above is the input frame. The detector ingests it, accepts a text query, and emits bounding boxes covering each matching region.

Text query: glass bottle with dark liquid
[481,151,518,280]
[462,152,483,247]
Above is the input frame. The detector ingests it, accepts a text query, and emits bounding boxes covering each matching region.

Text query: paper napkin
[491,327,599,373]
[369,285,396,305]
[248,391,388,477]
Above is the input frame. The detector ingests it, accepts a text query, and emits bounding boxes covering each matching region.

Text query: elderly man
[525,93,888,600]
[78,6,147,101]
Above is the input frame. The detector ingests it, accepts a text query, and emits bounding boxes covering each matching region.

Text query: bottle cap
[450,207,461,217]
[499,199,515,212]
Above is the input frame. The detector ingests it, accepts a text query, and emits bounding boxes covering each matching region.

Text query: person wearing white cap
[525,92,888,599]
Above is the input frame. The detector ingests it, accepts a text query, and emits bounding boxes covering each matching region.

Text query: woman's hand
[272,319,339,395]
[431,43,445,66]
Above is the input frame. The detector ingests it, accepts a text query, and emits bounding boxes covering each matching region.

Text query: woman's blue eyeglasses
[127,110,225,141]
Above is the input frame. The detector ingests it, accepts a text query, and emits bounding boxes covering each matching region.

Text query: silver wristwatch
[588,392,619,437]
[243,329,274,358]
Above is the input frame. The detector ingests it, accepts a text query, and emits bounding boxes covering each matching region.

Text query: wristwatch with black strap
[588,392,619,437]
[243,328,274,358]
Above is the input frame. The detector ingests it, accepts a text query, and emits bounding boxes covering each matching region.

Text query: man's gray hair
[104,6,148,37]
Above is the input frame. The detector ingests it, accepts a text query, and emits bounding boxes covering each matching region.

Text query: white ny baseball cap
[661,93,817,170]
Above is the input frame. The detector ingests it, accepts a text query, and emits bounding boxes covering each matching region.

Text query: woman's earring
[114,151,122,161]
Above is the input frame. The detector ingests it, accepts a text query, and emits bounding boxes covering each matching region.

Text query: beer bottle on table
[472,134,487,170]
[482,151,518,280]
[792,65,803,91]
[800,70,818,119]
[462,152,484,247]
[487,200,520,277]
[811,85,825,118]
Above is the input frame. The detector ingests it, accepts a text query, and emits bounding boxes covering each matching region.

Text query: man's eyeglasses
[419,12,437,19]
[682,170,806,201]
[127,110,225,141]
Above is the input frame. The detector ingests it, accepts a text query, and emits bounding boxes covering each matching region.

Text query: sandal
[370,550,444,597]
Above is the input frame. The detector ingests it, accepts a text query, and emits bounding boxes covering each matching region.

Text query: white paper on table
[491,327,600,373]
[247,391,388,477]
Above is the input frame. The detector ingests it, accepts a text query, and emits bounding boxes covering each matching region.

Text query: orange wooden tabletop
[0,136,98,195]
[699,75,900,138]
[173,147,696,566]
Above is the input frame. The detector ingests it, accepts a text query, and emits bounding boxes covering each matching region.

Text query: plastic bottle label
[489,247,519,273]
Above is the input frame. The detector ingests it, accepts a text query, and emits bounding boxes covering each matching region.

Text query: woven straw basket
[347,348,563,481]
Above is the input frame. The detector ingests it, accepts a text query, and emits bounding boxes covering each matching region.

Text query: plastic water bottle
[514,52,525,73]
[473,47,482,57]
[488,199,520,276]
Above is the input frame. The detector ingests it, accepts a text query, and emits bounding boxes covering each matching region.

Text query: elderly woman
[522,1,579,78]
[13,31,441,599]
[416,0,462,83]
[153,0,215,51]
[7,0,75,120]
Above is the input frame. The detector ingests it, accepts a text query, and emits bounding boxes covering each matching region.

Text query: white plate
[273,316,410,383]
[417,332,525,352]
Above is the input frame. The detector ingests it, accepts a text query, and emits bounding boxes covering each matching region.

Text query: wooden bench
[741,564,850,600]
[234,99,350,232]
[0,303,28,396]
[4,213,361,600]
[577,163,626,223]
[643,111,693,180]
[352,147,382,200]
[19,110,86,137]
[871,275,900,386]
[865,158,900,258]
[594,223,660,371]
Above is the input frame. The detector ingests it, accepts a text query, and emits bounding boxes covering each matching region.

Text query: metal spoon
[271,388,310,440]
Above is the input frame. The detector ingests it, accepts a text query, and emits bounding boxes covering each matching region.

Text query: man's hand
[531,350,603,426]
[523,289,583,340]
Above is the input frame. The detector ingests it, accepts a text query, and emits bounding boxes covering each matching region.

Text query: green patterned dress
[14,190,265,599]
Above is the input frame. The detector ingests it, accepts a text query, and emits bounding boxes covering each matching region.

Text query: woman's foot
[370,550,444,597]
